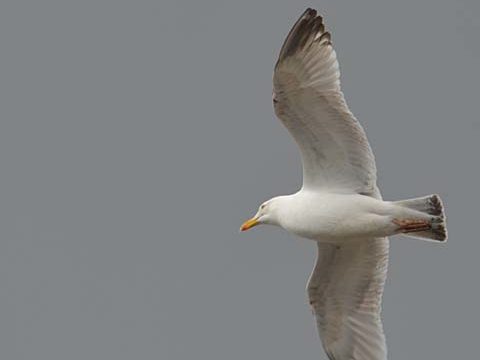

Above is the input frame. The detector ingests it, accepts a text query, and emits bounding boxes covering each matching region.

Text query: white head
[240,196,286,232]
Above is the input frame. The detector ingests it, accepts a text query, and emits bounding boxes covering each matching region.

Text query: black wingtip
[276,8,328,65]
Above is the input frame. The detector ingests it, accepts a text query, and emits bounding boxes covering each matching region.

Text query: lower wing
[307,238,389,360]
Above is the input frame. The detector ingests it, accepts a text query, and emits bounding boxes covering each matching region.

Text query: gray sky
[1,1,479,359]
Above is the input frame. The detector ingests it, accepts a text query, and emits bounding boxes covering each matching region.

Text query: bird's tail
[393,194,447,242]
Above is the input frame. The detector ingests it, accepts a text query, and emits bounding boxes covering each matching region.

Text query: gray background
[1,0,478,359]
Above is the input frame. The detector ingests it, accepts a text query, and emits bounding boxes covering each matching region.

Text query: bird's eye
[260,204,266,210]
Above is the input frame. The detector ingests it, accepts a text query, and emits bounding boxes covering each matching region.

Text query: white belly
[278,191,395,242]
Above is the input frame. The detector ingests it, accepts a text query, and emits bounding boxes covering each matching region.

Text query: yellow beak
[240,217,259,232]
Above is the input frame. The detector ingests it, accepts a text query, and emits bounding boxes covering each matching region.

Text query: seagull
[240,8,447,360]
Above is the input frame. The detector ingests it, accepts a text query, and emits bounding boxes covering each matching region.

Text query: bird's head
[240,197,285,232]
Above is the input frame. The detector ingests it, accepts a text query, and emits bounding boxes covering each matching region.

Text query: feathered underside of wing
[308,238,389,360]
[273,8,377,194]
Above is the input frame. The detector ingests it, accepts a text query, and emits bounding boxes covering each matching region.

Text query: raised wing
[273,8,377,193]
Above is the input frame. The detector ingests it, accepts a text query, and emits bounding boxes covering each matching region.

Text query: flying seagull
[240,8,447,360]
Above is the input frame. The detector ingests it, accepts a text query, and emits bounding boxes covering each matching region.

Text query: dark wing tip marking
[276,8,330,68]
[319,31,331,44]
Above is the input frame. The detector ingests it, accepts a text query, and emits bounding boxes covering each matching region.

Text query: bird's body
[240,8,447,360]
[270,191,405,242]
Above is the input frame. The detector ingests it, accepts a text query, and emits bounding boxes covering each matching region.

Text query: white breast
[278,191,387,241]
